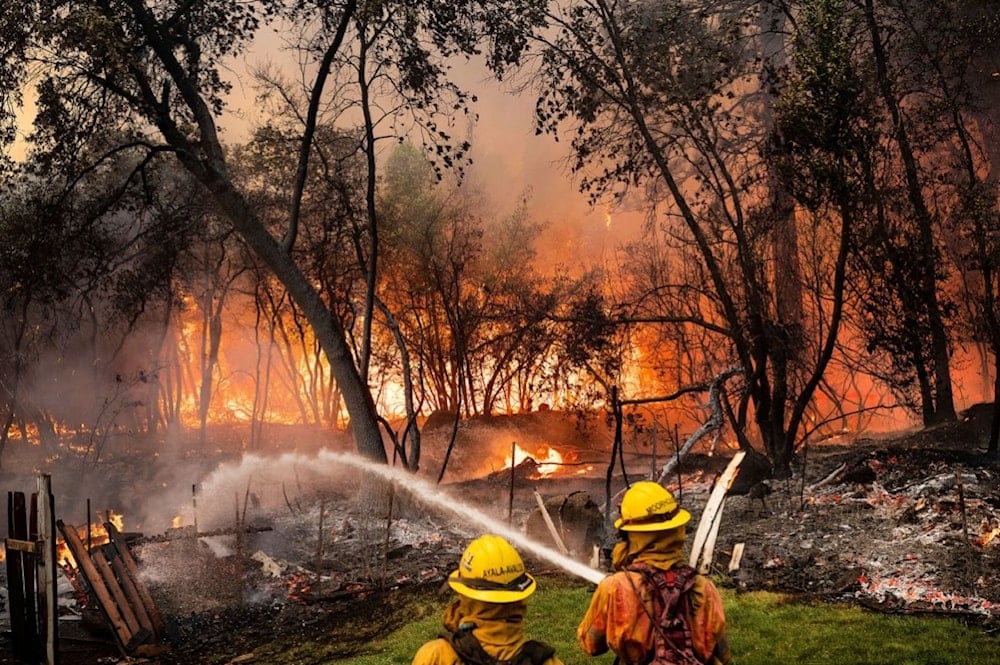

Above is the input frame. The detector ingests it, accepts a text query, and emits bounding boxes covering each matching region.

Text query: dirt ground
[3,407,1000,664]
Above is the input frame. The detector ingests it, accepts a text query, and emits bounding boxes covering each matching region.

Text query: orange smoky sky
[9,29,642,269]
[449,63,638,267]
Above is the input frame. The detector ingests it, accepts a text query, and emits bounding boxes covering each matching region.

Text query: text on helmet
[481,564,524,578]
[647,499,675,515]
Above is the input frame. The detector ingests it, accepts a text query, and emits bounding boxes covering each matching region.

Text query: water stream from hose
[317,449,607,585]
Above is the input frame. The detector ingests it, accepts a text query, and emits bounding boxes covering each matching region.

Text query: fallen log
[134,523,274,545]
[805,462,848,493]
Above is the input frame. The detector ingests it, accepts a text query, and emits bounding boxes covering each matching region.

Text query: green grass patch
[322,576,1000,665]
[728,590,1000,665]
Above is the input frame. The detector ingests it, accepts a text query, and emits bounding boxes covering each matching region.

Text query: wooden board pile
[56,520,171,657]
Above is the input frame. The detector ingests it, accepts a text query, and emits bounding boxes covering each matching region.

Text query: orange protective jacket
[412,596,565,665]
[577,529,731,665]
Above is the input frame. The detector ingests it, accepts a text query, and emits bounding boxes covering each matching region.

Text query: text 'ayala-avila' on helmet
[447,534,537,603]
[614,481,691,532]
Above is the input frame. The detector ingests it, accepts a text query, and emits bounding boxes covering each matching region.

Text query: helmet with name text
[615,481,691,532]
[448,534,537,603]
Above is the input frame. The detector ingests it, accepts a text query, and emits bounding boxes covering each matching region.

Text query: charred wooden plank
[58,519,134,654]
[105,521,167,638]
[133,523,273,545]
[108,549,155,635]
[92,547,143,638]
[4,537,40,553]
[7,491,38,662]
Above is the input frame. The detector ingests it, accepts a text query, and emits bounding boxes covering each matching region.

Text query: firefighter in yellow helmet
[412,534,565,665]
[577,481,731,665]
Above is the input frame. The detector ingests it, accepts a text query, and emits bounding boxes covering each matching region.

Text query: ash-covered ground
[2,408,1000,664]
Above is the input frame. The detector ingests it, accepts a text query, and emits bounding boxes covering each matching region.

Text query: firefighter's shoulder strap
[519,639,557,665]
[439,626,556,665]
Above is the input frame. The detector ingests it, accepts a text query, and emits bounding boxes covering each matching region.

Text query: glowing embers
[976,521,1000,548]
[284,571,314,601]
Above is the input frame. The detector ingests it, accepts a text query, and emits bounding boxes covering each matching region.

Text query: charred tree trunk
[989,369,1000,457]
[198,293,224,447]
[865,0,956,425]
[376,299,422,471]
[0,298,31,471]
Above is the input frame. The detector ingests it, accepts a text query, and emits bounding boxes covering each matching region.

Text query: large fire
[169,295,619,429]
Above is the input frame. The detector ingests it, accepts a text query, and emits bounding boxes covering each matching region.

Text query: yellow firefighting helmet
[447,534,537,603]
[614,481,691,532]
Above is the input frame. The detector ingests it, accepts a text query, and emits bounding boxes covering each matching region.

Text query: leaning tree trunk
[198,292,224,447]
[197,167,388,464]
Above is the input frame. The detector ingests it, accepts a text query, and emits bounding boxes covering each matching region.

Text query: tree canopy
[1,0,999,477]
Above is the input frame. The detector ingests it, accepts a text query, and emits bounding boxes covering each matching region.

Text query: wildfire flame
[504,443,564,477]
[56,510,126,568]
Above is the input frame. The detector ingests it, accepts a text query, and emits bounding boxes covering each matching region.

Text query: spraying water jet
[317,450,607,585]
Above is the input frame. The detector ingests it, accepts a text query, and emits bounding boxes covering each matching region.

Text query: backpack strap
[518,639,556,665]
[438,627,556,665]
[440,627,499,665]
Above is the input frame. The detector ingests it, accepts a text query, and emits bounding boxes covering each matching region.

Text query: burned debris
[723,448,774,515]
[524,491,604,563]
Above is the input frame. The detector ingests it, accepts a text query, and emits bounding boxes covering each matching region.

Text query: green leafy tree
[852,0,957,425]
[378,144,564,417]
[771,0,874,444]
